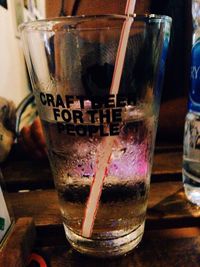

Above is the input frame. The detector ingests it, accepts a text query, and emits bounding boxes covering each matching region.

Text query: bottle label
[0,187,11,244]
[189,39,200,112]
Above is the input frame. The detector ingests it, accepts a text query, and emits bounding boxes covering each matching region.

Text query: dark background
[0,0,7,9]
[151,0,192,101]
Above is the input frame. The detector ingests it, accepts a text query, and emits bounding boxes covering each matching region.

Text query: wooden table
[2,143,200,266]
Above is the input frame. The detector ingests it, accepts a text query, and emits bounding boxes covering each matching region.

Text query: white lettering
[191,66,200,79]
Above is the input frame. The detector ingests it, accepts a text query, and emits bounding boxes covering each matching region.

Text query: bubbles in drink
[41,105,155,239]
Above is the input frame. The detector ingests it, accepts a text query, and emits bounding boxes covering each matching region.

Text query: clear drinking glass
[20,14,171,257]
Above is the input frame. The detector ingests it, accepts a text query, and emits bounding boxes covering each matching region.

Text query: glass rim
[19,14,172,33]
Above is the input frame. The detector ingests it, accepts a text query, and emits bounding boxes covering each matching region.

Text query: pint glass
[20,15,171,257]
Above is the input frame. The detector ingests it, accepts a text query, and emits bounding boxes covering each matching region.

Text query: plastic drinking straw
[82,0,136,238]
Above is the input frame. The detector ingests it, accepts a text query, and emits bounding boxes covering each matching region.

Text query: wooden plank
[152,151,182,176]
[8,182,200,230]
[2,151,183,191]
[147,182,200,229]
[45,0,151,17]
[35,230,200,267]
[0,218,36,267]
[2,160,54,192]
[146,227,200,239]
[10,190,61,226]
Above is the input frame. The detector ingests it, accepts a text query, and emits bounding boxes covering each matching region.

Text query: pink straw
[81,0,136,238]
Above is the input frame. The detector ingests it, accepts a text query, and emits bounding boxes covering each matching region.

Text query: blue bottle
[183,0,200,206]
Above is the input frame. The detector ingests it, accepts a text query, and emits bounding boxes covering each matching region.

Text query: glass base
[183,168,200,206]
[63,222,145,258]
[184,185,200,206]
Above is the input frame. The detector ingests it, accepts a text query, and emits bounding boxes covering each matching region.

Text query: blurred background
[0,0,191,105]
[0,0,193,161]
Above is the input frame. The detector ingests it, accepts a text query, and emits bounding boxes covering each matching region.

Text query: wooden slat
[147,182,200,229]
[0,218,36,267]
[45,0,151,17]
[146,227,200,239]
[8,182,200,230]
[152,151,182,176]
[35,230,200,267]
[2,151,183,191]
[2,160,54,192]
